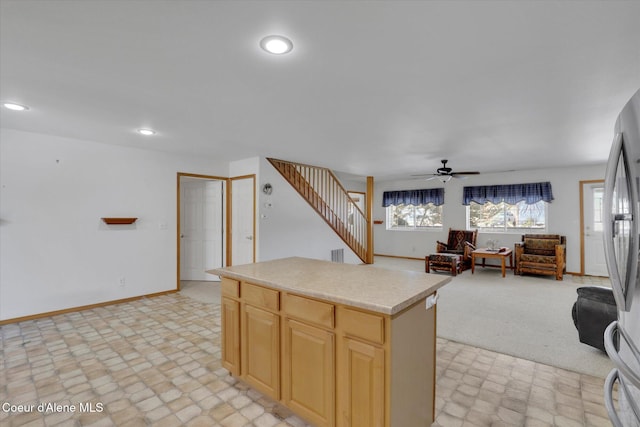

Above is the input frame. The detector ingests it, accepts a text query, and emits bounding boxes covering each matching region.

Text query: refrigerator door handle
[605,369,640,427]
[604,133,625,295]
[605,369,625,427]
[603,132,638,312]
[604,320,640,389]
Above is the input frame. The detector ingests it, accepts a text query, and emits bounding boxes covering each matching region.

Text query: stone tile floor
[0,293,615,426]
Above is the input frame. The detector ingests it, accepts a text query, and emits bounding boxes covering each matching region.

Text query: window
[463,182,552,232]
[382,188,444,230]
[386,203,443,230]
[467,200,547,232]
[592,187,604,232]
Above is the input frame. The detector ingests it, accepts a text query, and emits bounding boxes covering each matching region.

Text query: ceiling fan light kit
[412,159,480,181]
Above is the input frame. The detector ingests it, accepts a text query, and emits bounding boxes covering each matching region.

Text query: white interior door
[231,177,255,265]
[584,183,609,276]
[180,179,224,281]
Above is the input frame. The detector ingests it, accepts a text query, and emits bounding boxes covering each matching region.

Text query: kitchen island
[209,257,450,427]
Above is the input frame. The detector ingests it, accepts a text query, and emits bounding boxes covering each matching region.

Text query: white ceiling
[1,0,639,180]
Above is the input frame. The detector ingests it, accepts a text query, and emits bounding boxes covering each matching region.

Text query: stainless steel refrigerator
[603,88,640,426]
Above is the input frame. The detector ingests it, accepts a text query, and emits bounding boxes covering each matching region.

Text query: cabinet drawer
[282,293,334,329]
[243,282,279,311]
[340,307,385,345]
[221,277,240,298]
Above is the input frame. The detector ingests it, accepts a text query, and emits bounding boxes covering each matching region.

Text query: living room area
[369,163,616,424]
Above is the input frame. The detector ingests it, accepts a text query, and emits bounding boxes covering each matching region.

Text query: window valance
[462,182,553,206]
[382,188,444,207]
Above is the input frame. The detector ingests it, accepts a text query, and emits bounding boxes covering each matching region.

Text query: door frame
[228,174,256,266]
[177,172,229,290]
[579,179,605,276]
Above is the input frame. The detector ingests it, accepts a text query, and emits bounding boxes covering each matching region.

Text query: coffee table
[471,248,513,278]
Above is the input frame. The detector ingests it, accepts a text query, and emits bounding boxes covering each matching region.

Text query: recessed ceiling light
[3,102,29,111]
[260,35,293,55]
[137,128,156,136]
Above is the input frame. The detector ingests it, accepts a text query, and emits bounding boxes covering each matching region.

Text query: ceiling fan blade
[451,171,480,175]
[410,173,436,177]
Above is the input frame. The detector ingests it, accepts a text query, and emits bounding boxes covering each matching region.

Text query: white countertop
[209,257,450,315]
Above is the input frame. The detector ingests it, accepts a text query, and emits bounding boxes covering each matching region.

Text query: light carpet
[181,258,614,378]
[372,256,613,378]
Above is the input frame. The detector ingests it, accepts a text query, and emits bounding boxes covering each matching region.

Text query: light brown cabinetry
[338,337,385,427]
[218,275,437,427]
[336,306,386,427]
[283,318,335,426]
[221,297,241,375]
[241,283,280,400]
[242,304,280,399]
[220,278,241,376]
[282,293,335,427]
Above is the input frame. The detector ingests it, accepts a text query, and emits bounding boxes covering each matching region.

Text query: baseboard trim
[0,289,179,326]
[374,253,425,261]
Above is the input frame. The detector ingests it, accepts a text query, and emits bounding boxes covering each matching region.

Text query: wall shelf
[101,217,137,225]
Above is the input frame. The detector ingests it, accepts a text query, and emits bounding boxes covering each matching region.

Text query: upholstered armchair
[514,234,566,280]
[572,286,617,351]
[436,228,478,270]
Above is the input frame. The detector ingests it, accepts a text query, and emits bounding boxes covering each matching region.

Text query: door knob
[246,236,253,240]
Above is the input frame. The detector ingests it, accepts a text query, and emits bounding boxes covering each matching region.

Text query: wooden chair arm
[514,243,524,260]
[463,242,475,260]
[555,244,565,265]
[555,244,566,279]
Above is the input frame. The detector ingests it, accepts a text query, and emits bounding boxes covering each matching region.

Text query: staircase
[267,158,371,263]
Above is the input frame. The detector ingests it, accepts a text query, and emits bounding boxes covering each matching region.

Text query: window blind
[462,182,553,206]
[382,188,444,207]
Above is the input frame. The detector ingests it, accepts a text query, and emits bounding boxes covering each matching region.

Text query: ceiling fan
[413,159,480,182]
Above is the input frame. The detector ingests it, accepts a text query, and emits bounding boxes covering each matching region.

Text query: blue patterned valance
[462,182,553,206]
[382,188,444,207]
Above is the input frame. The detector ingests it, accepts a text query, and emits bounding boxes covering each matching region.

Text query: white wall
[257,158,361,264]
[0,129,227,321]
[374,164,607,273]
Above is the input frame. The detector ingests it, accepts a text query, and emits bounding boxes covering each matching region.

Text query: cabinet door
[221,297,240,376]
[338,338,385,427]
[242,304,280,399]
[283,319,335,427]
